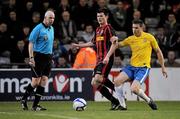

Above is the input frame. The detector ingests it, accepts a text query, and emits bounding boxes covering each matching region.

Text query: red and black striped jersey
[91,24,116,64]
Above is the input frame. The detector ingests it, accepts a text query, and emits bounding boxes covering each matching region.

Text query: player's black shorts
[32,52,52,77]
[92,61,113,78]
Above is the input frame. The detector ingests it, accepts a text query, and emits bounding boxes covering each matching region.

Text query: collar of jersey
[42,22,50,29]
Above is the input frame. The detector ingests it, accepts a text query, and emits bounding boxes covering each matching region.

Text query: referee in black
[21,9,55,111]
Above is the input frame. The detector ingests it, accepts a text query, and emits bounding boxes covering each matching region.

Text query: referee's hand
[24,58,35,67]
[29,58,35,67]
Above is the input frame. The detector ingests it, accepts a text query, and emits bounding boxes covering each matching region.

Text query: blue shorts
[121,65,150,84]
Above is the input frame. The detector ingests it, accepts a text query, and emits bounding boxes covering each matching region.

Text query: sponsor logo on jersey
[96,36,104,41]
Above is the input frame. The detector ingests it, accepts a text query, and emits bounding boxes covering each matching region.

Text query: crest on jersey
[143,38,147,42]
[44,35,48,40]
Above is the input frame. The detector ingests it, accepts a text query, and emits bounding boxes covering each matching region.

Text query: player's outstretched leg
[97,85,120,110]
[103,78,115,91]
[115,85,127,110]
[148,97,158,110]
[131,80,158,110]
[110,99,120,110]
[102,79,120,110]
[133,88,158,110]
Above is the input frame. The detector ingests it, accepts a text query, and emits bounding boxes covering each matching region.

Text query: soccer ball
[73,98,87,111]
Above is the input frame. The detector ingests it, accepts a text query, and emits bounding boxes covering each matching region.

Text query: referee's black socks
[22,84,35,101]
[32,86,45,107]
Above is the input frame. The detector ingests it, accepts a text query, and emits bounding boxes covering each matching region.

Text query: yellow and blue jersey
[29,23,54,54]
[119,32,159,68]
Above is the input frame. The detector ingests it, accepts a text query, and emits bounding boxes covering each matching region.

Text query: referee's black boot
[148,97,158,110]
[32,105,47,111]
[21,100,28,110]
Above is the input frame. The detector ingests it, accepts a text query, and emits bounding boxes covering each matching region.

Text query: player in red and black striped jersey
[73,8,120,110]
[91,19,115,78]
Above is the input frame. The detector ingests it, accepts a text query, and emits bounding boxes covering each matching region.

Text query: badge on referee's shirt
[44,35,48,40]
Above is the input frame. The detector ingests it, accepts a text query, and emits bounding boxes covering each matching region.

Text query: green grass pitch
[0,101,180,119]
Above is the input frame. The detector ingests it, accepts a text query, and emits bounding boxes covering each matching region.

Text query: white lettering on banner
[45,77,53,93]
[15,95,71,101]
[54,74,69,93]
[0,75,85,93]
[20,78,31,93]
[0,78,31,93]
[53,74,85,93]
[70,77,84,92]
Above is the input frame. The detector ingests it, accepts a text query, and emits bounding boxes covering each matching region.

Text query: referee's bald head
[44,9,55,18]
[43,9,55,26]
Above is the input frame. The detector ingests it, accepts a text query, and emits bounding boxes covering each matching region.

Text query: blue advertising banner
[0,69,94,101]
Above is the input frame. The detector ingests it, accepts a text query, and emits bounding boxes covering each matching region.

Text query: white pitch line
[35,113,80,119]
[0,111,80,119]
[0,112,16,115]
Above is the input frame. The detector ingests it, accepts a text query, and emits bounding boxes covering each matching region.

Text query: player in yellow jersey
[103,20,168,110]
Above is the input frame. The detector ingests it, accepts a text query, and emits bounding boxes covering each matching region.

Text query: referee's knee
[39,76,48,87]
[31,77,41,87]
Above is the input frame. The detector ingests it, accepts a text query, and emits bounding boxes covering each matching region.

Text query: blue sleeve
[28,25,40,43]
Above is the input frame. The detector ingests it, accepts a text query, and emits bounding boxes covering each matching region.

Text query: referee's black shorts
[32,52,52,78]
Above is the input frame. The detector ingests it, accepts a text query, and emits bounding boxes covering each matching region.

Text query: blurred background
[0,0,180,69]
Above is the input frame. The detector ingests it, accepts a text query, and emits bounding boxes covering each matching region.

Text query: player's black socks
[104,79,115,91]
[22,84,34,100]
[32,86,45,107]
[98,85,119,104]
